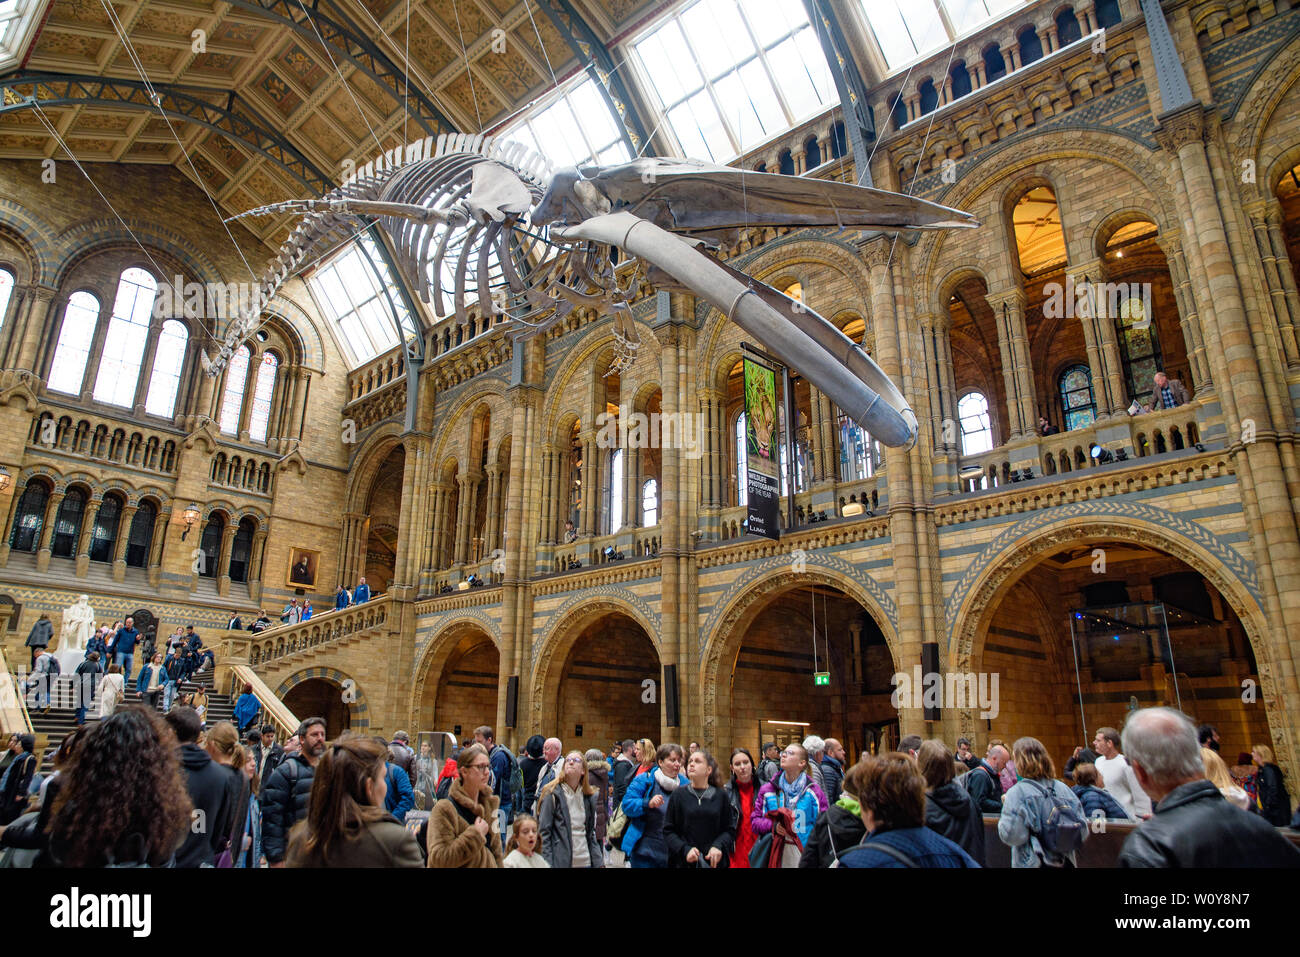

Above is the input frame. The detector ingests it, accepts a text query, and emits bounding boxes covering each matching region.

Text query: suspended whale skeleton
[217,133,977,449]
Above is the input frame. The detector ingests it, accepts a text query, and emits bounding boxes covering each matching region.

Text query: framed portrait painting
[286,547,320,588]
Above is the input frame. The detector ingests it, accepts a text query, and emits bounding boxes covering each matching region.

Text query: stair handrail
[247,594,392,667]
[0,646,33,735]
[231,664,300,741]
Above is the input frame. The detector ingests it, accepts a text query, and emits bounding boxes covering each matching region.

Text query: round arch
[409,616,501,732]
[946,512,1286,767]
[345,426,405,511]
[530,593,662,736]
[275,667,370,732]
[701,563,899,752]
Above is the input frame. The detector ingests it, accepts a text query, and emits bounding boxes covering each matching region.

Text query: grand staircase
[27,668,238,770]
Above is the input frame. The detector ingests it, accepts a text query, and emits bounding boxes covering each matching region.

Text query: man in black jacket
[262,717,327,867]
[611,739,638,809]
[1118,707,1300,868]
[0,734,36,825]
[252,725,285,788]
[73,651,103,725]
[964,744,1008,815]
[165,707,235,867]
[820,738,847,805]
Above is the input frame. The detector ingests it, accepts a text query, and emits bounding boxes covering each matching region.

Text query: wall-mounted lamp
[181,503,201,540]
[0,465,10,494]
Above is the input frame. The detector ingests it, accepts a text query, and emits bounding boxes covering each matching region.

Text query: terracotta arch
[409,616,501,731]
[274,666,370,731]
[1091,209,1160,260]
[529,594,661,737]
[701,564,899,752]
[946,513,1287,770]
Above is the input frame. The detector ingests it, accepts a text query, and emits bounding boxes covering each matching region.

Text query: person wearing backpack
[26,647,59,714]
[997,736,1087,868]
[475,726,520,843]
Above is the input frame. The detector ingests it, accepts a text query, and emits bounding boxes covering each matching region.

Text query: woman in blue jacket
[619,742,687,868]
[751,742,828,855]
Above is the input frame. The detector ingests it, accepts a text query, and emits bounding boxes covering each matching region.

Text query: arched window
[641,478,659,527]
[1059,364,1096,430]
[0,268,13,332]
[958,392,994,455]
[1056,8,1082,46]
[950,62,972,99]
[248,351,279,443]
[1095,0,1121,29]
[88,494,123,563]
[918,78,938,115]
[567,423,582,531]
[735,412,748,507]
[51,488,87,559]
[125,501,156,567]
[94,268,157,407]
[198,514,223,578]
[982,44,1006,83]
[779,150,795,176]
[1017,26,1043,66]
[608,448,624,534]
[889,92,908,131]
[229,518,255,583]
[218,346,250,435]
[145,319,189,418]
[8,480,48,552]
[830,121,847,159]
[49,291,100,395]
[804,136,821,169]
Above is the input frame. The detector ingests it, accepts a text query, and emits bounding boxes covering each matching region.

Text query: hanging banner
[744,356,781,540]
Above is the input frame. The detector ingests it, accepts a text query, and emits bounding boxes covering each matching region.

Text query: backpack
[45,655,61,676]
[490,745,525,813]
[1024,779,1086,866]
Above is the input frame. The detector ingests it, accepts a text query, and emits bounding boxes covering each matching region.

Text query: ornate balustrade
[29,408,179,477]
[210,446,275,495]
[247,595,391,667]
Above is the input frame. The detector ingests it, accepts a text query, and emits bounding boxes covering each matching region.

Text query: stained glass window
[1059,364,1096,431]
[1116,298,1162,408]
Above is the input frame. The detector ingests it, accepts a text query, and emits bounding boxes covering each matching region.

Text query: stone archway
[702,564,899,757]
[946,510,1287,779]
[531,596,661,744]
[275,667,369,735]
[410,618,500,740]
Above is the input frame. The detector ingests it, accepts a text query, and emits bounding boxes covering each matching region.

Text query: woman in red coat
[725,748,760,867]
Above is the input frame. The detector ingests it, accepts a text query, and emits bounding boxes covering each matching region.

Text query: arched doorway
[363,446,404,593]
[954,528,1276,779]
[282,677,351,737]
[537,609,659,748]
[721,583,897,761]
[433,631,499,738]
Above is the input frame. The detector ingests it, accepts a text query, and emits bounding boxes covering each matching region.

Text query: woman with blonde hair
[286,734,422,867]
[204,721,250,868]
[1202,747,1248,810]
[1251,743,1290,825]
[98,663,125,718]
[997,736,1086,868]
[426,742,502,867]
[633,738,656,778]
[536,750,603,868]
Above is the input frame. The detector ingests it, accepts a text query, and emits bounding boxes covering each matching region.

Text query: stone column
[483,465,502,561]
[1265,206,1300,357]
[14,286,57,376]
[970,59,987,89]
[1245,200,1300,368]
[1156,104,1300,653]
[0,487,25,567]
[35,491,63,572]
[579,434,597,536]
[236,351,261,442]
[75,499,101,577]
[148,510,169,586]
[452,475,473,566]
[248,528,267,602]
[216,522,235,596]
[1077,1,1096,33]
[986,288,1036,438]
[112,505,136,582]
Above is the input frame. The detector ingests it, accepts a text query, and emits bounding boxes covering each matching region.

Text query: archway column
[0,484,27,566]
[216,521,235,596]
[1069,261,1128,417]
[579,433,597,536]
[14,286,56,377]
[1154,104,1300,752]
[35,491,64,572]
[1155,237,1213,391]
[1263,203,1300,360]
[74,498,100,578]
[111,504,136,582]
[483,464,502,562]
[1244,199,1300,368]
[147,509,169,586]
[452,474,475,566]
[985,287,1037,438]
[248,527,267,602]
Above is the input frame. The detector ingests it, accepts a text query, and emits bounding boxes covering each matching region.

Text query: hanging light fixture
[181,503,201,540]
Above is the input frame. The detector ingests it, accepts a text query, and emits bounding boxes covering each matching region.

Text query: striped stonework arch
[275,667,370,731]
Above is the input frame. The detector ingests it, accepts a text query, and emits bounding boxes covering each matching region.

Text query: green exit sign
[814,672,830,686]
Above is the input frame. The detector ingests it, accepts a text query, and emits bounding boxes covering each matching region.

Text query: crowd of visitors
[1,702,1296,869]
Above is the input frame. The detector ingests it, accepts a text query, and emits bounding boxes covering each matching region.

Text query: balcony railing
[248,595,391,667]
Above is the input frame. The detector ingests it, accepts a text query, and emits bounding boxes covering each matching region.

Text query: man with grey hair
[801,734,827,793]
[965,743,1008,815]
[1117,707,1300,867]
[534,736,564,795]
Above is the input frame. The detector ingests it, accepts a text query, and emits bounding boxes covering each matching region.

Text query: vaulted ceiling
[0,0,666,249]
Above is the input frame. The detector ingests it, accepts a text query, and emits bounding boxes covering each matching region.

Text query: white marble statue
[59,594,95,655]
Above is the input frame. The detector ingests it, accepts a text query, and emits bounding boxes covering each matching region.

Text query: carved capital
[1153,105,1205,153]
[860,237,894,269]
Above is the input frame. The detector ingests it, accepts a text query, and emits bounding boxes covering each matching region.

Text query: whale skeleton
[219,134,977,449]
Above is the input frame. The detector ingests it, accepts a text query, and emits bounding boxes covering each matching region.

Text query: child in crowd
[503,813,548,868]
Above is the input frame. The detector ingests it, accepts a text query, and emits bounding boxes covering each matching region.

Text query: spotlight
[438,584,454,595]
[1194,442,1206,452]
[467,574,484,587]
[1115,449,1128,461]
[1008,469,1022,483]
[1020,466,1034,479]
[566,557,582,569]
[1091,444,1115,464]
[819,511,828,521]
[603,546,625,561]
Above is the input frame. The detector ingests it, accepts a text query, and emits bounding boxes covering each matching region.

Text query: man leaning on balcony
[1146,371,1189,412]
